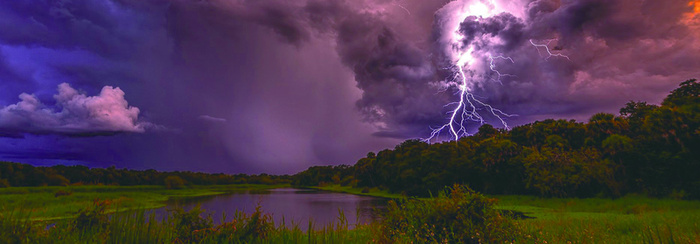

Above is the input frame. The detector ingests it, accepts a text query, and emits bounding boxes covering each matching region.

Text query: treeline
[292,79,700,199]
[0,162,291,187]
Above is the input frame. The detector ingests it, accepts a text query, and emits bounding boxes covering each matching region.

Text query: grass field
[494,195,700,243]
[306,185,700,243]
[2,184,700,243]
[0,184,288,221]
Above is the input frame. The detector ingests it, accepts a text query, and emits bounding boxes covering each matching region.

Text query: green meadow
[497,195,700,243]
[314,184,700,242]
[2,184,700,243]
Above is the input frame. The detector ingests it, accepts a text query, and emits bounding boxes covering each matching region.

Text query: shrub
[169,205,213,243]
[199,205,275,243]
[164,176,186,189]
[73,199,110,231]
[0,179,9,188]
[54,190,73,197]
[380,184,519,243]
[237,205,274,240]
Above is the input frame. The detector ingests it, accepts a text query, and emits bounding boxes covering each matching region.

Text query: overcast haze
[0,0,699,174]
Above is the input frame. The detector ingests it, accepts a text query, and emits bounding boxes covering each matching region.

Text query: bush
[73,199,110,231]
[204,205,275,242]
[169,205,213,243]
[380,184,519,243]
[54,190,73,197]
[164,176,186,189]
[0,179,9,188]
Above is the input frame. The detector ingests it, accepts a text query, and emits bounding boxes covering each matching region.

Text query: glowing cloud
[425,0,523,141]
[0,83,150,136]
[684,0,700,26]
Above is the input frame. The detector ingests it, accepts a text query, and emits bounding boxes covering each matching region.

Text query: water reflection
[162,188,389,230]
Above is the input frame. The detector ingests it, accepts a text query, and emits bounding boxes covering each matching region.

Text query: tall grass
[0,208,36,243]
[501,195,700,243]
[0,199,378,244]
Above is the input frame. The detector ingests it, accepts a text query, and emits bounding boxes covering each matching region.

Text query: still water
[161,188,389,229]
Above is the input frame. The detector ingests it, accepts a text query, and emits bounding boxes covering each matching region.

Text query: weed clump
[169,205,212,243]
[54,190,72,197]
[73,199,110,231]
[380,184,519,243]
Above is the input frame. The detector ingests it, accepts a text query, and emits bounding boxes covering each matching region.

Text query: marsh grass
[3,185,700,243]
[0,207,36,243]
[0,198,378,244]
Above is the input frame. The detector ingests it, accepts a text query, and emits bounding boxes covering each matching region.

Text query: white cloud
[0,83,150,136]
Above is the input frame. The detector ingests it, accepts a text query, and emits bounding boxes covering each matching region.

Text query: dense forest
[292,79,700,199]
[1,79,698,199]
[0,162,291,188]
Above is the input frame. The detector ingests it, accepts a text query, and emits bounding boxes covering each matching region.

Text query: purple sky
[0,0,699,174]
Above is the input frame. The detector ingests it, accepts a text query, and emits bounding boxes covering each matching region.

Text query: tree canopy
[292,79,700,199]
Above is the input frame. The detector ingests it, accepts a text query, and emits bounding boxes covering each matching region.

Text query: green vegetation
[293,79,700,199]
[309,185,700,242]
[164,176,186,189]
[0,185,515,244]
[0,184,287,220]
[1,199,378,244]
[0,162,291,187]
[2,184,700,243]
[499,195,700,243]
[381,185,518,243]
[311,184,403,199]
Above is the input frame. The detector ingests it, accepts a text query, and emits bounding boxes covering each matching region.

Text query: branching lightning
[423,1,520,142]
[424,46,515,142]
[421,1,574,143]
[488,54,516,84]
[423,1,574,143]
[529,39,570,60]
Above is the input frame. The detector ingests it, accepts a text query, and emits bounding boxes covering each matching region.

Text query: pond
[161,188,389,230]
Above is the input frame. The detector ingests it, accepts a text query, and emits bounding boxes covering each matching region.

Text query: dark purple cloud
[0,0,698,173]
[426,0,700,128]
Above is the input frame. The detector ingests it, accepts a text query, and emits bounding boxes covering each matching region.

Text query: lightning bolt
[423,1,519,142]
[425,39,571,142]
[422,1,575,143]
[424,49,515,142]
[393,2,411,15]
[529,39,570,60]
[488,54,516,84]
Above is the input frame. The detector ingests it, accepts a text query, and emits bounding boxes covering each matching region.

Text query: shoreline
[304,185,405,199]
[0,184,290,221]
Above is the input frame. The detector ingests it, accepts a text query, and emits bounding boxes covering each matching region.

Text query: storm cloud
[425,0,700,126]
[0,0,698,173]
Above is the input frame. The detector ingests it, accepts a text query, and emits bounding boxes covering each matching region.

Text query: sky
[0,0,699,174]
